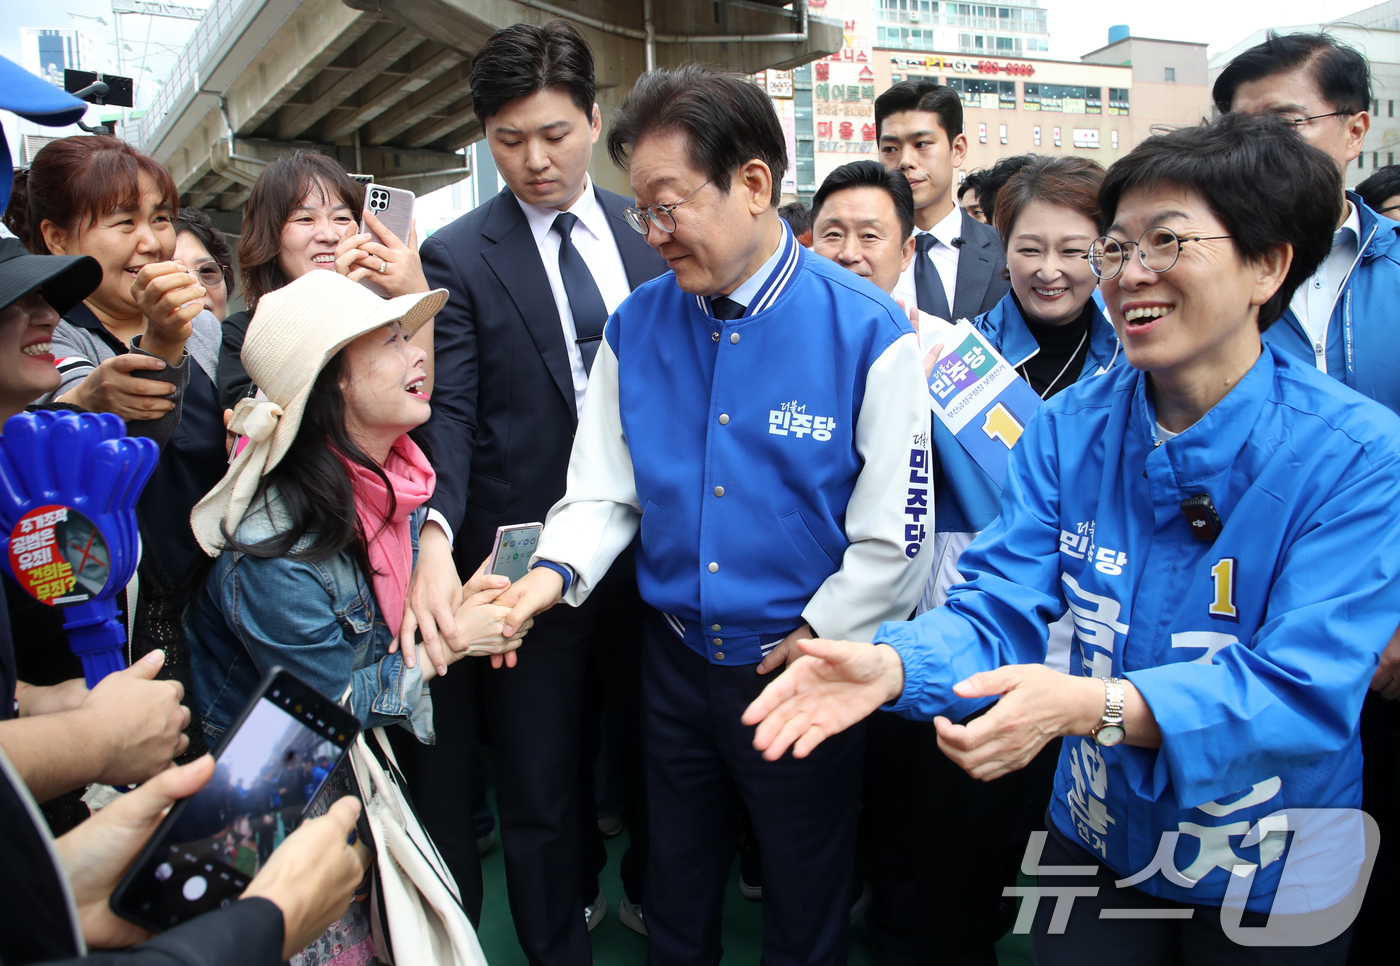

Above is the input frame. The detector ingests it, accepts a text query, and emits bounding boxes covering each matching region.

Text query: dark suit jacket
[419,184,667,568]
[950,208,1009,322]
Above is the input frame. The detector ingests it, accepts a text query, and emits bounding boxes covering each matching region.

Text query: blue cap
[0,53,88,126]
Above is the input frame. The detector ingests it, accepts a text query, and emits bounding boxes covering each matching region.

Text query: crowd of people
[0,17,1397,966]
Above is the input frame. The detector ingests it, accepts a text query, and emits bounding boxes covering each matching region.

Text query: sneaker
[738,834,762,901]
[619,896,648,937]
[475,830,495,855]
[584,889,608,932]
[738,872,763,901]
[849,881,873,925]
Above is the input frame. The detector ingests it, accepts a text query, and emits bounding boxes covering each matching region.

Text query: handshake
[392,523,567,676]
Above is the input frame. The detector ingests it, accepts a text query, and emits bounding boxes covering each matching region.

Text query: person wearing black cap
[0,239,192,806]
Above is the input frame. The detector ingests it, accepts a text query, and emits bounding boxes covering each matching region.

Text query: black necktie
[710,296,745,321]
[552,212,609,373]
[915,233,951,320]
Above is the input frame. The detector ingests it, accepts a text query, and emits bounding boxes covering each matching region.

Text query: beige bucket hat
[192,270,447,556]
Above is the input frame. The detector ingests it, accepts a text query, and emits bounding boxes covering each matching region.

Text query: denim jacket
[185,485,434,744]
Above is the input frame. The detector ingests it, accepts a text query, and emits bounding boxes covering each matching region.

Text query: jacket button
[712,331,720,341]
[713,638,722,646]
[708,562,719,573]
[714,486,725,497]
[711,624,721,632]
[718,414,729,425]
[730,333,740,344]
[715,652,725,661]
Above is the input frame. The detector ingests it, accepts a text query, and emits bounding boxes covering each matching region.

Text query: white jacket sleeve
[803,330,933,642]
[530,336,641,606]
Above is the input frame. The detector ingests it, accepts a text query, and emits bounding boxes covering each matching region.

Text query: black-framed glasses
[1377,204,1400,215]
[1277,110,1351,128]
[1087,227,1233,280]
[623,179,712,235]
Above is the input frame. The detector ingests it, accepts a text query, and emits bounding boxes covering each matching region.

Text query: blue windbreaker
[1264,191,1400,412]
[877,343,1400,909]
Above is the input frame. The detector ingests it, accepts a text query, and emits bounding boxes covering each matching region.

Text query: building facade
[780,1,1211,206]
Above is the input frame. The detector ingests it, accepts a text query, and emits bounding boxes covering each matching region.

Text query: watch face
[1094,724,1125,747]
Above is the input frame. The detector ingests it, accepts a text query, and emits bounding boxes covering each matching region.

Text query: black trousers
[863,711,1054,966]
[641,610,864,966]
[1031,823,1352,965]
[1346,690,1400,964]
[385,658,484,926]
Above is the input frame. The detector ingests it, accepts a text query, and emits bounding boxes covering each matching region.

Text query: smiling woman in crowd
[745,111,1400,963]
[217,151,434,409]
[3,136,230,753]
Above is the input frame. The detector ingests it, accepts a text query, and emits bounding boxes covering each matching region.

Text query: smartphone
[110,668,360,933]
[359,183,415,298]
[487,522,543,582]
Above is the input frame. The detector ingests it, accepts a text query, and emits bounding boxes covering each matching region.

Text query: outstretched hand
[741,638,905,761]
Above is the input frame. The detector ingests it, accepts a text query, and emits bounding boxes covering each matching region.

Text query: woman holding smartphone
[217,151,434,409]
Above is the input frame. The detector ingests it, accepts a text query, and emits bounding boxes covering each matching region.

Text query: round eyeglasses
[1087,227,1233,280]
[623,179,712,235]
[193,265,227,288]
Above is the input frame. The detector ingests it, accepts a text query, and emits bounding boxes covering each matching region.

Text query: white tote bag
[346,723,488,966]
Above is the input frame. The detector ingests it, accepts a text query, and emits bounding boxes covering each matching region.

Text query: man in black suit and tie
[868,80,1016,966]
[397,19,665,964]
[877,80,1008,324]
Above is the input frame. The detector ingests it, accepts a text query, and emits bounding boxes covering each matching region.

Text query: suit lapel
[480,188,577,417]
[951,210,995,323]
[596,186,668,289]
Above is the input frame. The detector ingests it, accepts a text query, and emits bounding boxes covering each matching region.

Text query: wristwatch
[1091,677,1126,747]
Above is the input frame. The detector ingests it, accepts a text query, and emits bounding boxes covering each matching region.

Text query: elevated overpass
[135,0,841,223]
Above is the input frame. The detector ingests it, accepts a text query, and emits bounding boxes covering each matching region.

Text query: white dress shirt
[517,175,633,414]
[1288,201,1363,372]
[894,203,963,318]
[426,176,633,548]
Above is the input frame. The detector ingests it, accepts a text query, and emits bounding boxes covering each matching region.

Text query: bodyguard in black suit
[395,20,664,965]
[870,80,1016,966]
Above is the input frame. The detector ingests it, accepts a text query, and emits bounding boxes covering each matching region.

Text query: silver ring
[378,258,388,274]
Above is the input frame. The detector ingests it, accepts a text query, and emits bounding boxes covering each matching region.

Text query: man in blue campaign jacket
[878,345,1400,911]
[500,68,929,966]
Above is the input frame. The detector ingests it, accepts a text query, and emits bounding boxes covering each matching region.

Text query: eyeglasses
[1277,110,1351,128]
[623,180,712,235]
[193,265,227,288]
[1376,204,1400,215]
[1087,227,1232,280]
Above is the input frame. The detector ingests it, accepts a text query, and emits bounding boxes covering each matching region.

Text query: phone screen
[490,525,541,582]
[115,685,354,928]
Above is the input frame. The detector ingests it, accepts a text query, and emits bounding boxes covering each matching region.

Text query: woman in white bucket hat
[185,270,528,745]
[184,270,528,963]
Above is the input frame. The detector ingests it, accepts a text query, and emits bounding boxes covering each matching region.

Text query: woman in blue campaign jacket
[929,156,1122,615]
[745,114,1400,962]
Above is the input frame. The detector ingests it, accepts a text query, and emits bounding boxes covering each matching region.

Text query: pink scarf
[341,436,436,638]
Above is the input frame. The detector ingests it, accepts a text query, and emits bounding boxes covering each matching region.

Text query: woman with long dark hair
[218,150,434,408]
[186,270,521,963]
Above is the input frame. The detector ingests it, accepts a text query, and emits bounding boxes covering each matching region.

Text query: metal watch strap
[1099,677,1125,729]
